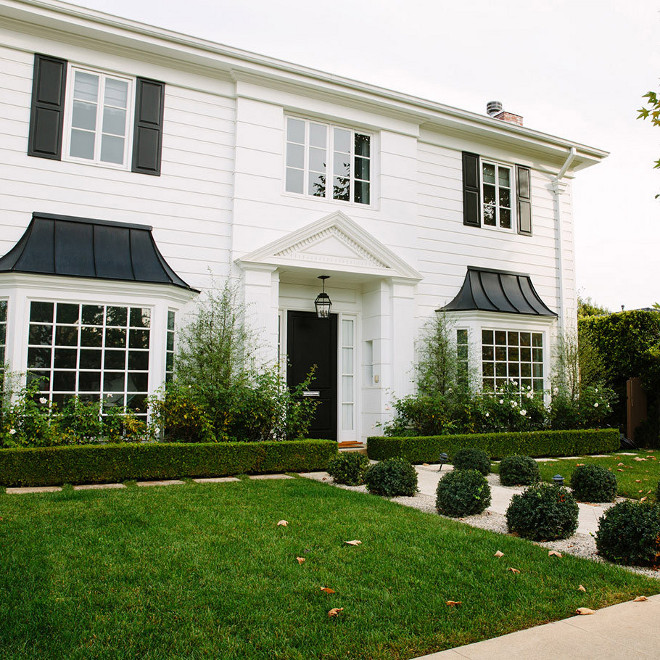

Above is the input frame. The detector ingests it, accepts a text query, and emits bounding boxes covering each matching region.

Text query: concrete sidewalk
[414,594,660,659]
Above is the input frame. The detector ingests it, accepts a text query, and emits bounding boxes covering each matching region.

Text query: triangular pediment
[237,211,421,280]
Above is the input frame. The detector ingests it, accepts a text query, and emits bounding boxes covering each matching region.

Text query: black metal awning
[0,213,195,290]
[438,266,556,317]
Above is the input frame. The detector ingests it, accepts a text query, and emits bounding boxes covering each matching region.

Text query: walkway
[415,594,660,659]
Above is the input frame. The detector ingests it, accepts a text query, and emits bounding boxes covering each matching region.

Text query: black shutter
[462,152,481,227]
[132,78,165,176]
[516,165,532,236]
[28,54,67,160]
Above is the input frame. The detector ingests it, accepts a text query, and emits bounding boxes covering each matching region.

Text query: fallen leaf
[576,463,585,466]
[634,457,647,462]
[576,607,596,615]
[633,596,648,602]
[446,601,462,606]
[639,490,643,493]
[277,520,288,526]
[640,497,647,502]
[494,550,504,558]
[617,469,624,472]
[320,587,335,594]
[344,540,362,546]
[578,585,587,592]
[508,567,521,574]
[548,550,562,558]
[296,557,306,564]
[328,607,344,617]
[423,463,429,466]
[618,462,625,466]
[636,480,642,483]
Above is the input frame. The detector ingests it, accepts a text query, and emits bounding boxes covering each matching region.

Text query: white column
[239,263,280,367]
[391,278,417,399]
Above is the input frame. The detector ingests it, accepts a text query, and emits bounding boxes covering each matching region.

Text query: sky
[73,0,660,311]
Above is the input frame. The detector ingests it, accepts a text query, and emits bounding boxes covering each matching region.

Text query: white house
[0,0,607,443]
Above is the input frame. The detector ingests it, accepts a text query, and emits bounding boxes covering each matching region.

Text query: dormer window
[285,117,371,205]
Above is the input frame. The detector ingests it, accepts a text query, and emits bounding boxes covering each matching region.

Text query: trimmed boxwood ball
[499,454,540,486]
[506,484,578,540]
[596,501,660,566]
[570,464,617,502]
[364,457,418,497]
[436,469,491,518]
[452,448,490,475]
[327,452,370,486]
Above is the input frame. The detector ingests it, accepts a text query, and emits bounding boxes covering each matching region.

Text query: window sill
[281,190,374,210]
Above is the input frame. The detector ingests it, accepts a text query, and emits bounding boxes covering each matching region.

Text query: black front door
[287,310,337,440]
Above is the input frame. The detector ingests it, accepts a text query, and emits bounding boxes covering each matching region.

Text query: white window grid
[481,160,514,230]
[165,310,175,383]
[481,329,543,393]
[0,300,7,374]
[341,318,355,431]
[63,65,134,169]
[26,302,150,416]
[285,117,371,205]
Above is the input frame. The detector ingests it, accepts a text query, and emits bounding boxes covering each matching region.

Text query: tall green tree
[637,87,660,197]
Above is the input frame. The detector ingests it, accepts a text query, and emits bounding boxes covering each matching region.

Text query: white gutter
[552,147,577,336]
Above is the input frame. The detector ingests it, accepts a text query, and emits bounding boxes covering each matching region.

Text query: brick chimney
[486,101,523,126]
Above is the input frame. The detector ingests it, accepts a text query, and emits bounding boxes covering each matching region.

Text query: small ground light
[553,474,564,486]
[438,452,449,472]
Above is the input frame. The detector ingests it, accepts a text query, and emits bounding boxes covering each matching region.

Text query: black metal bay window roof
[438,266,556,317]
[0,213,194,290]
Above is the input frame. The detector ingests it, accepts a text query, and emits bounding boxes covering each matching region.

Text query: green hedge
[0,439,337,487]
[367,429,620,463]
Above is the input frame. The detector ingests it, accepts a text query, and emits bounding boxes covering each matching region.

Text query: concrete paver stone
[136,480,185,487]
[6,486,62,494]
[74,483,126,490]
[193,477,240,483]
[249,474,293,480]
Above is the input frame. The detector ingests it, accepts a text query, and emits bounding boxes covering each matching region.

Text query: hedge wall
[0,439,337,487]
[367,429,620,463]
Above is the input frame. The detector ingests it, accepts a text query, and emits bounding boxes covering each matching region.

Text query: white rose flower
[485,412,490,417]
[499,399,504,404]
[510,400,517,407]
[9,428,16,435]
[520,409,527,416]
[39,397,47,404]
[526,392,533,399]
[553,387,559,395]
[594,402,599,408]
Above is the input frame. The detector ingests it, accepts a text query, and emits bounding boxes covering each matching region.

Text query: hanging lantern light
[315,275,332,319]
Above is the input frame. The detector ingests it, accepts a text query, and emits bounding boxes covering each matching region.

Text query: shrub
[364,458,418,497]
[570,464,617,502]
[452,448,490,475]
[0,439,338,487]
[499,455,540,486]
[367,429,620,463]
[596,501,660,566]
[327,452,370,486]
[149,383,215,443]
[506,484,578,541]
[436,469,491,517]
[657,479,660,503]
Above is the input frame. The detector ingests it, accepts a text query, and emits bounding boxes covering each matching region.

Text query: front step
[338,442,367,455]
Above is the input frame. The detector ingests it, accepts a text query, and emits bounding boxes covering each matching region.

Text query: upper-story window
[481,161,513,230]
[65,68,133,168]
[28,54,165,176]
[285,117,371,205]
[462,152,532,236]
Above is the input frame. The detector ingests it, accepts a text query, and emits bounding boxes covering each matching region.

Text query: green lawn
[1,478,658,659]
[534,451,659,502]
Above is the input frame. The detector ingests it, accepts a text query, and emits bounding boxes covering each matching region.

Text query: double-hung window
[481,330,544,393]
[285,117,371,205]
[66,68,132,167]
[481,161,513,229]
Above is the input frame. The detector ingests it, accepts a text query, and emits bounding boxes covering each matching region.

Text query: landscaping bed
[1,478,657,659]
[531,451,659,502]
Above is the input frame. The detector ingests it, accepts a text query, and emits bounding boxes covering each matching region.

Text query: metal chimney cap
[487,101,503,117]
